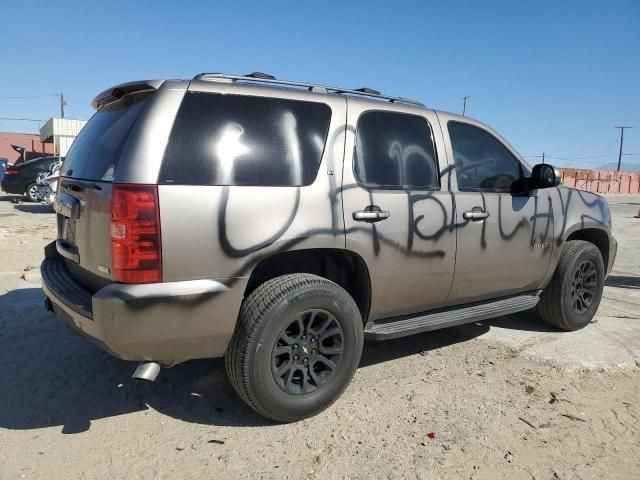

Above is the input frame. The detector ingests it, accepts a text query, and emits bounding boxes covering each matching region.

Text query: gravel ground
[0,194,638,480]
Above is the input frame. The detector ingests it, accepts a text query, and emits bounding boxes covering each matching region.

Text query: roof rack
[192,72,425,107]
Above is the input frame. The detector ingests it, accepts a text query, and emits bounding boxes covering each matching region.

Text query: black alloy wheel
[271,309,344,395]
[570,259,598,314]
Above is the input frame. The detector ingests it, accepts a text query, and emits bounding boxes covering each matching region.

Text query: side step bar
[364,292,541,341]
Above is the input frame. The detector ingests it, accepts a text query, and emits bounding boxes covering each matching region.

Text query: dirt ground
[0,194,638,480]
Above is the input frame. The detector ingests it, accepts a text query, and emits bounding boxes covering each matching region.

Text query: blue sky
[1,0,638,169]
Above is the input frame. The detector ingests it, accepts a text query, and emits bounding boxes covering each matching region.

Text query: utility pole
[542,152,545,164]
[462,96,470,116]
[60,93,65,118]
[615,125,632,171]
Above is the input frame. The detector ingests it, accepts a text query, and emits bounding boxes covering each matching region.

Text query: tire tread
[537,240,603,331]
[225,273,352,421]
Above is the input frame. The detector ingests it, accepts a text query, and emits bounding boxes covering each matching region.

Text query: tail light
[4,168,19,175]
[110,184,161,283]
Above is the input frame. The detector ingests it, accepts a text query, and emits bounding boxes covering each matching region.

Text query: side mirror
[530,163,561,189]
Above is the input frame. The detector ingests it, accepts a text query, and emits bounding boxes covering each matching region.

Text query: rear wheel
[537,240,605,331]
[225,273,363,422]
[25,182,39,202]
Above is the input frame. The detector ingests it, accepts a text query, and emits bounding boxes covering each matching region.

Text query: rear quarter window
[159,92,332,186]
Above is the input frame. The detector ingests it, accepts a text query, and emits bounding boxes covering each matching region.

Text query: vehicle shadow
[360,322,490,368]
[0,287,268,432]
[606,275,640,289]
[0,287,553,432]
[13,203,54,214]
[0,194,24,202]
[486,310,557,332]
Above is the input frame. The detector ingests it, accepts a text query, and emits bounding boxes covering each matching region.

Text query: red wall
[0,132,55,164]
[560,168,640,194]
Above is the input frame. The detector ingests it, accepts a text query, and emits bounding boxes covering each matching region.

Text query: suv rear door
[342,100,456,321]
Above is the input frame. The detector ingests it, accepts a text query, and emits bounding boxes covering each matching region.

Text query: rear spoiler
[91,80,164,110]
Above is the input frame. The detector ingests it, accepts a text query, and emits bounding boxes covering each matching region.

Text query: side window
[448,121,522,192]
[354,111,439,189]
[159,92,332,186]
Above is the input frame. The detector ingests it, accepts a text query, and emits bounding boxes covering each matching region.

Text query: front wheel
[225,274,363,422]
[537,240,605,331]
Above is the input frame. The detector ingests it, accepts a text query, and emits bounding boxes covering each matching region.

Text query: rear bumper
[1,178,23,194]
[41,242,246,364]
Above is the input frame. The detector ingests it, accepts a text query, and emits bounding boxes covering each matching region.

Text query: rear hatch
[55,87,155,291]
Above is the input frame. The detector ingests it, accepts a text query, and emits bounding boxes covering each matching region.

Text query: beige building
[40,117,87,157]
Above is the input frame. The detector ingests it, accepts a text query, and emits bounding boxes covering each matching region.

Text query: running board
[364,292,540,341]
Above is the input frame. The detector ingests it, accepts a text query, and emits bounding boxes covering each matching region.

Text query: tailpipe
[132,362,161,382]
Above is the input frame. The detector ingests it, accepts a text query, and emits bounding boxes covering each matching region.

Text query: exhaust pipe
[132,362,161,381]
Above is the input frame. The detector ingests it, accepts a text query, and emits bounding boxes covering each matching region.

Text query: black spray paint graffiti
[213,124,608,285]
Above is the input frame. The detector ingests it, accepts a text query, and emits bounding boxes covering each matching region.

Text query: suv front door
[342,100,456,321]
[444,117,554,304]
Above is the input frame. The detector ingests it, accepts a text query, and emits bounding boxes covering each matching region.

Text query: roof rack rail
[192,72,425,107]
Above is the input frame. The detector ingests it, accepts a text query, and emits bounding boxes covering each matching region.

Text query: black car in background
[1,156,63,201]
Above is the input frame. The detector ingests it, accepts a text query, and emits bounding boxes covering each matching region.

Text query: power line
[65,103,90,118]
[65,97,92,114]
[522,153,613,160]
[0,93,58,99]
[553,154,612,160]
[0,92,91,105]
[545,154,612,161]
[65,96,91,106]
[523,153,638,161]
[0,116,45,122]
[0,92,91,106]
[522,153,640,169]
[547,157,613,164]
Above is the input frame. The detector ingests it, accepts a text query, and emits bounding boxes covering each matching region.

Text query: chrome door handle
[353,206,390,223]
[463,210,490,220]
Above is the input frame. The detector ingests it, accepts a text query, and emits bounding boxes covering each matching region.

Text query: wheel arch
[243,248,372,323]
[564,227,610,269]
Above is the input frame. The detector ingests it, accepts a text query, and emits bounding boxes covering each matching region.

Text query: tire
[225,273,363,422]
[25,182,39,202]
[537,240,605,331]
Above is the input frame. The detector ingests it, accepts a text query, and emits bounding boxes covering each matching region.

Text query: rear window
[61,95,150,181]
[159,92,332,186]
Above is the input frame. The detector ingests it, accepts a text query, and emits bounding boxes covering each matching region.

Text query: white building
[40,117,87,157]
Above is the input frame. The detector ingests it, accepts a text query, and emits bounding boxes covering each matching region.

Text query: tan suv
[42,72,616,421]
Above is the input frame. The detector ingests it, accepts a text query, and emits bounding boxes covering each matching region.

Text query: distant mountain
[597,162,640,173]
